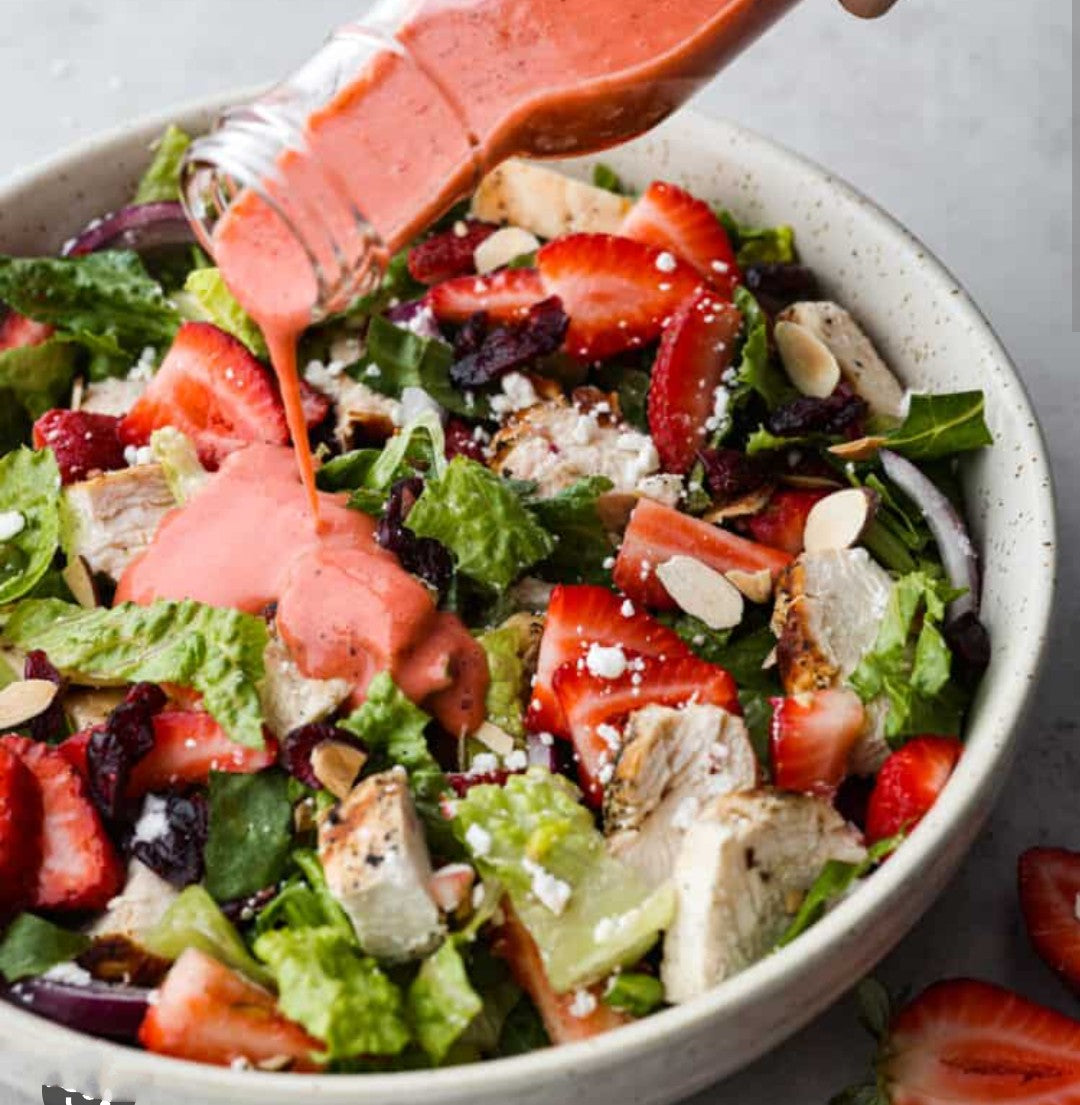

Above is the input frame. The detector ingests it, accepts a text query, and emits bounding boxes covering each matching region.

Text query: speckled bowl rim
[0,90,1057,1103]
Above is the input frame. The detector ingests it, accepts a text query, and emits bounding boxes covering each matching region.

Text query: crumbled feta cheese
[403,305,438,337]
[602,556,616,570]
[711,259,730,275]
[41,962,93,986]
[570,412,597,445]
[593,916,616,944]
[470,753,500,776]
[465,823,493,857]
[704,385,731,433]
[537,731,555,746]
[123,444,154,467]
[504,749,528,772]
[585,643,628,680]
[596,723,621,751]
[568,989,598,1018]
[472,882,487,910]
[132,795,170,845]
[522,858,572,914]
[620,599,635,618]
[655,251,678,274]
[0,511,25,542]
[490,372,538,418]
[364,363,382,378]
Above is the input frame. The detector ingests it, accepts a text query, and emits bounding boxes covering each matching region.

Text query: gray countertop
[0,0,1075,1101]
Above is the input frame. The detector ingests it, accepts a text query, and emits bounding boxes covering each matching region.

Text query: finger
[839,0,900,16]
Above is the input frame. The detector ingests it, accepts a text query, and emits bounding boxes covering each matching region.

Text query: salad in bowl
[0,127,993,1073]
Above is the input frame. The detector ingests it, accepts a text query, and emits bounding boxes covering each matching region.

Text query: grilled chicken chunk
[64,463,175,579]
[604,704,758,889]
[318,769,445,961]
[777,302,905,419]
[333,380,402,449]
[661,790,865,1003]
[259,634,352,739]
[471,159,633,239]
[86,859,178,944]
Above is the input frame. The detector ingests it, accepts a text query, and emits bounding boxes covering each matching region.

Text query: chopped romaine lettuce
[1,599,268,747]
[591,163,629,195]
[133,125,192,204]
[498,995,550,1055]
[407,457,555,593]
[0,339,78,420]
[254,849,356,940]
[716,210,797,267]
[477,621,532,738]
[0,913,90,982]
[0,448,62,605]
[527,476,615,585]
[149,427,207,503]
[602,972,665,1017]
[142,884,273,987]
[254,926,410,1059]
[731,286,792,411]
[882,391,993,460]
[455,768,675,991]
[407,940,484,1063]
[204,770,294,902]
[179,268,267,358]
[341,247,424,321]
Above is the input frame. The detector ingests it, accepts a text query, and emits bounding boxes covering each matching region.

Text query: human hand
[839,0,900,15]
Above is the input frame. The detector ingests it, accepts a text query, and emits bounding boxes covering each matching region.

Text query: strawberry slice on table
[139,948,323,1070]
[740,488,831,555]
[407,219,498,284]
[119,321,289,468]
[1019,847,1080,993]
[0,741,43,919]
[526,583,692,738]
[647,286,742,473]
[494,904,629,1045]
[881,978,1080,1104]
[536,233,702,360]
[0,735,123,912]
[770,688,866,798]
[613,498,793,609]
[127,710,278,797]
[427,267,545,324]
[32,409,127,484]
[0,309,54,351]
[553,654,740,806]
[865,736,962,845]
[619,181,742,297]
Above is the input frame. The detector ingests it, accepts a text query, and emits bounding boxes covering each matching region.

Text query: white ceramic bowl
[0,94,1056,1105]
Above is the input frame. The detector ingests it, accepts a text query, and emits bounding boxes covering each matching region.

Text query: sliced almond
[62,556,98,609]
[474,720,516,758]
[473,226,541,274]
[725,568,773,605]
[0,679,60,729]
[803,488,877,552]
[784,887,807,915]
[774,320,842,399]
[703,484,775,522]
[828,435,888,462]
[311,740,368,800]
[762,646,779,670]
[65,686,126,731]
[70,375,85,412]
[597,490,638,532]
[655,555,745,631]
[293,797,317,834]
[779,473,844,491]
[255,1056,294,1073]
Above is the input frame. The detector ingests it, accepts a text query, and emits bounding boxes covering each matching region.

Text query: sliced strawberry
[119,322,289,468]
[770,688,865,798]
[740,488,831,555]
[647,286,742,474]
[298,377,332,429]
[58,728,92,779]
[613,498,793,609]
[494,905,630,1045]
[407,219,498,285]
[32,409,127,484]
[536,233,702,360]
[0,742,43,919]
[553,654,739,806]
[865,736,962,845]
[0,310,54,351]
[882,978,1080,1104]
[1019,847,1080,993]
[619,181,742,297]
[0,735,123,912]
[427,267,544,325]
[127,710,278,797]
[526,584,691,738]
[139,948,323,1070]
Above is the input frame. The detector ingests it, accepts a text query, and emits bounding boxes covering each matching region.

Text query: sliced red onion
[879,448,979,620]
[3,978,150,1041]
[63,202,195,257]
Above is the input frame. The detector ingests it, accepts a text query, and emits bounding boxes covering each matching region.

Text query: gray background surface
[0,0,1074,1101]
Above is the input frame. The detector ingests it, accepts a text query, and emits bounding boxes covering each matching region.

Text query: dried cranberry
[281,722,367,790]
[87,683,167,820]
[744,264,821,313]
[376,477,454,597]
[220,884,280,925]
[944,611,992,685]
[834,774,875,832]
[697,448,772,502]
[765,386,868,439]
[444,416,488,463]
[22,650,66,744]
[449,296,568,388]
[131,790,208,888]
[447,770,512,797]
[453,312,488,360]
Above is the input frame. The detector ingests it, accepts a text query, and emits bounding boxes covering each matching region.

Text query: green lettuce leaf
[0,339,78,420]
[254,849,356,941]
[883,391,993,460]
[254,925,410,1059]
[602,972,665,1017]
[0,448,62,605]
[149,427,207,503]
[180,268,267,357]
[407,940,484,1064]
[455,768,675,991]
[498,996,550,1055]
[407,457,555,593]
[745,427,824,455]
[732,286,792,410]
[850,571,967,742]
[717,210,797,267]
[204,770,294,902]
[142,884,273,987]
[593,362,651,431]
[1,599,268,747]
[591,164,630,195]
[341,248,425,321]
[0,252,180,361]
[527,476,615,585]
[133,125,192,204]
[0,913,90,982]
[477,621,532,737]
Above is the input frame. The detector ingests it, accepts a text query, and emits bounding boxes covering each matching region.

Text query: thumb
[839,0,901,16]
